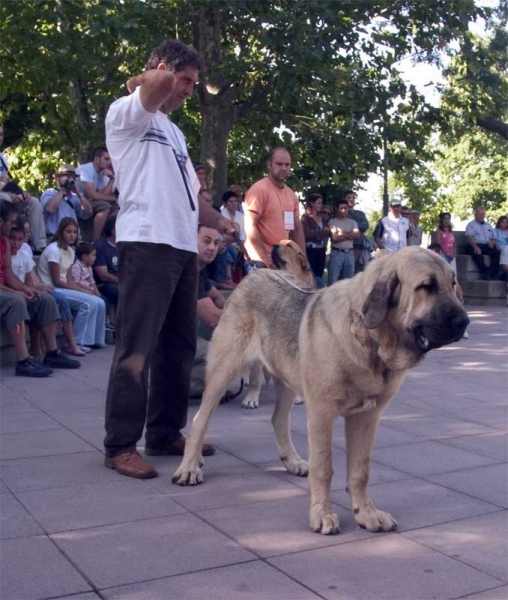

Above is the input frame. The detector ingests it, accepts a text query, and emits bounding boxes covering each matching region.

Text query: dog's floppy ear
[298,251,311,272]
[362,270,400,329]
[271,244,286,269]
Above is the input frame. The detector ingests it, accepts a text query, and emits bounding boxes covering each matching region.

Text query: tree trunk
[193,4,239,202]
[199,95,236,202]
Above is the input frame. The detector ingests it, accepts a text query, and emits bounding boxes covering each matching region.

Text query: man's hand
[473,245,482,255]
[9,193,23,204]
[101,169,115,179]
[488,239,496,248]
[217,217,236,236]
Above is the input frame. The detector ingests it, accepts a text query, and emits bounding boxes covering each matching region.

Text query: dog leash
[273,271,318,294]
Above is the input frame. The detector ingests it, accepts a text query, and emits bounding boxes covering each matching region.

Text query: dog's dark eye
[416,278,438,294]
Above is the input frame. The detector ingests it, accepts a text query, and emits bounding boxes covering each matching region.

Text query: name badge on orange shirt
[284,211,295,230]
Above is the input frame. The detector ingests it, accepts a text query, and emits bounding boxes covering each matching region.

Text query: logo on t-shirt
[140,127,187,167]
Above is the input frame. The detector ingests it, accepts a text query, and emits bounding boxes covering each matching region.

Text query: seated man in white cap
[40,164,93,237]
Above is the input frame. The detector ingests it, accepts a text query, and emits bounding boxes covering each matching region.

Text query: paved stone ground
[0,306,507,600]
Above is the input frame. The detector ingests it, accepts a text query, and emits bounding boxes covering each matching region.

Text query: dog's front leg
[272,378,308,476]
[172,386,223,486]
[307,406,340,535]
[345,409,397,532]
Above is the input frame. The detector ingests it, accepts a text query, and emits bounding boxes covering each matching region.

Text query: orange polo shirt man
[244,147,306,267]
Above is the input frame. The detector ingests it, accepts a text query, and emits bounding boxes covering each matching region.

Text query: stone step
[456,254,491,281]
[461,279,507,307]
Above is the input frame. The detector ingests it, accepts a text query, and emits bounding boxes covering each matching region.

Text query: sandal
[66,348,86,357]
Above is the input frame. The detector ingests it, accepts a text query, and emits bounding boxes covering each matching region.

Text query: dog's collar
[273,271,317,294]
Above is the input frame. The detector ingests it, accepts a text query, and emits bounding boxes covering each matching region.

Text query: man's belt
[332,247,351,253]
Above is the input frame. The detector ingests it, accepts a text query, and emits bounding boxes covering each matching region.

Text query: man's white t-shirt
[105,87,200,252]
[75,162,110,197]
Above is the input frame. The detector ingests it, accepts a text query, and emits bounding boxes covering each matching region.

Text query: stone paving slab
[268,535,502,600]
[427,463,508,508]
[103,561,321,600]
[51,514,256,589]
[0,493,45,539]
[15,479,187,533]
[403,511,508,582]
[1,429,94,460]
[0,305,506,600]
[0,536,92,600]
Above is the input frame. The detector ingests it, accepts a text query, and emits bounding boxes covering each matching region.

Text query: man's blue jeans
[327,249,355,286]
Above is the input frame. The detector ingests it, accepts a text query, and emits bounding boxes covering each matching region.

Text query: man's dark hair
[428,243,443,254]
[146,40,205,72]
[9,216,26,234]
[103,215,117,238]
[343,190,356,198]
[268,147,291,161]
[91,146,108,161]
[76,242,95,260]
[0,199,17,222]
[335,198,349,208]
[222,191,238,204]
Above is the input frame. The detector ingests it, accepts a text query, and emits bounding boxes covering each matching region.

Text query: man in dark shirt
[191,224,228,399]
[93,215,119,311]
[345,190,370,273]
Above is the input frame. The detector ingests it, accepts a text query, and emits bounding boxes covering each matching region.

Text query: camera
[62,179,76,191]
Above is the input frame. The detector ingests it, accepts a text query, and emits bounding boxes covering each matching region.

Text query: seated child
[72,243,114,331]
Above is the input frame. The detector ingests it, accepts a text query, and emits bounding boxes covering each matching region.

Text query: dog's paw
[172,464,204,486]
[294,395,305,405]
[282,456,309,477]
[241,394,259,409]
[309,508,340,535]
[355,507,397,532]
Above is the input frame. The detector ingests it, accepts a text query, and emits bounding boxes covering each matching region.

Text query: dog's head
[271,240,315,285]
[360,247,469,369]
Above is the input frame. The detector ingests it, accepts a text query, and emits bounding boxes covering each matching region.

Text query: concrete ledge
[461,280,507,307]
[456,255,491,282]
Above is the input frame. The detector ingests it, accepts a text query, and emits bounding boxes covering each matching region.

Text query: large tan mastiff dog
[173,247,469,534]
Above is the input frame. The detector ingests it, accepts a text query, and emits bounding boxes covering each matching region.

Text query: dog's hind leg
[242,362,263,409]
[173,335,247,486]
[271,378,308,477]
[345,409,397,532]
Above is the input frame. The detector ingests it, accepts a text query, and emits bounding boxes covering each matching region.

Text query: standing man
[345,190,369,273]
[408,210,423,246]
[104,39,230,479]
[244,147,305,268]
[327,198,359,285]
[76,147,118,240]
[373,199,410,253]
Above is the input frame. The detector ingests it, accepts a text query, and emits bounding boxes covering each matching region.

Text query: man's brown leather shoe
[145,435,216,457]
[104,449,158,479]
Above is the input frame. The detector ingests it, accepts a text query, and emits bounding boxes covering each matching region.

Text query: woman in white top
[38,217,105,348]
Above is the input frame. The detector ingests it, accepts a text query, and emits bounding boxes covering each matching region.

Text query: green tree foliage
[1,0,484,197]
[392,2,507,226]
